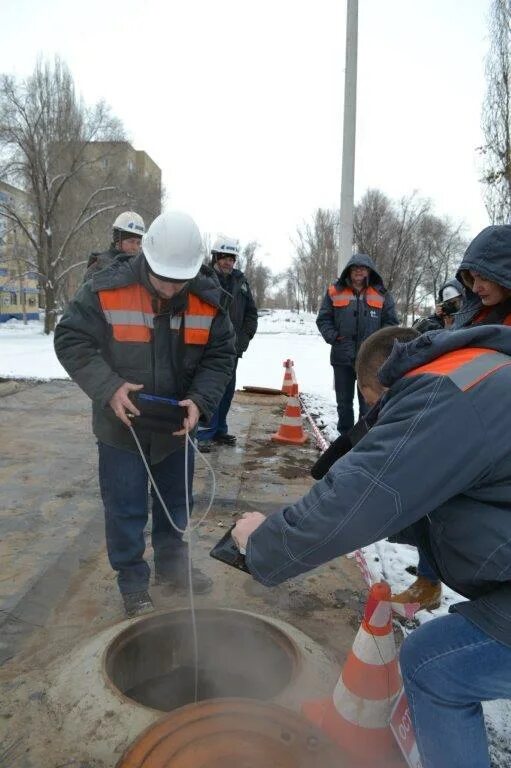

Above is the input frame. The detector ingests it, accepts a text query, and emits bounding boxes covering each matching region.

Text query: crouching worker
[233,325,511,768]
[55,211,236,618]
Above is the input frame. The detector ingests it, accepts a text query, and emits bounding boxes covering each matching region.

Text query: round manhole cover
[116,698,346,767]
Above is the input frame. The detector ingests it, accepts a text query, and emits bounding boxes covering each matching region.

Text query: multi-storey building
[0,180,38,322]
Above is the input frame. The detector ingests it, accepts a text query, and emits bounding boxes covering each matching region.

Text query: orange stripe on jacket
[99,284,153,342]
[473,306,511,326]
[328,284,384,309]
[184,294,218,345]
[404,347,511,391]
[99,285,219,344]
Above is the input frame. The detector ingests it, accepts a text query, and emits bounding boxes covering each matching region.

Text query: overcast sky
[1,0,489,271]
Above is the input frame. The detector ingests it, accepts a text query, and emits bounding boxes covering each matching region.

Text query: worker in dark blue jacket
[233,324,511,768]
[316,254,398,434]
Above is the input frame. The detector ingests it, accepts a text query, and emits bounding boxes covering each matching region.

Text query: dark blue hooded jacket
[246,325,511,647]
[454,225,511,328]
[316,254,399,366]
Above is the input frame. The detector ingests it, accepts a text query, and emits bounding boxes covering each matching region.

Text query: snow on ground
[1,310,510,764]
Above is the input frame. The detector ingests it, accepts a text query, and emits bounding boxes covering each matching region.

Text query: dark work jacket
[54,255,236,463]
[83,246,130,282]
[247,325,511,648]
[316,254,399,366]
[215,267,258,357]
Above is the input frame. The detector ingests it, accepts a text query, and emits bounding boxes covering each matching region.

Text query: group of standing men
[55,210,257,618]
[54,210,511,767]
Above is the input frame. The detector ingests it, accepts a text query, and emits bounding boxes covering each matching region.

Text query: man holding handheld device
[55,210,236,618]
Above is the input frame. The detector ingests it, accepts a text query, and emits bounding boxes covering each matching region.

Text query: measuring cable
[128,424,216,703]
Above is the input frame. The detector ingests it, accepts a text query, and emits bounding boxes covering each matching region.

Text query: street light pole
[338,0,358,275]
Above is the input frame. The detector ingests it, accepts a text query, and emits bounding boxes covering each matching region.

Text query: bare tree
[238,241,271,307]
[288,208,339,312]
[0,57,127,332]
[480,0,511,223]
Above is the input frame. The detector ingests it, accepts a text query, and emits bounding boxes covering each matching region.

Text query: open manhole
[116,699,346,767]
[104,609,299,712]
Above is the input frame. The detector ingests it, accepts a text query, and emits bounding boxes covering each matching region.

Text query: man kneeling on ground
[233,325,511,768]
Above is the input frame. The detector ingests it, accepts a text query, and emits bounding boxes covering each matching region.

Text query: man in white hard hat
[83,211,146,280]
[197,235,258,452]
[55,211,236,618]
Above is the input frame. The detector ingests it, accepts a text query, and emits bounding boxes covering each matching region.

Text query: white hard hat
[113,211,145,237]
[142,210,203,280]
[441,285,462,301]
[211,235,240,259]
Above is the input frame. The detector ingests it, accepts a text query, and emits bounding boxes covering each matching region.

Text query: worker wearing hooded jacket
[83,211,146,282]
[412,277,464,333]
[233,324,511,768]
[55,211,236,618]
[394,225,511,612]
[454,224,511,328]
[316,253,398,433]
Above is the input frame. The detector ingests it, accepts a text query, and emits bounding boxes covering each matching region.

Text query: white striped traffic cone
[302,582,405,767]
[271,396,307,445]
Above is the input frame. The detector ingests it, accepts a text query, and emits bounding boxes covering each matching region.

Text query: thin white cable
[128,424,217,705]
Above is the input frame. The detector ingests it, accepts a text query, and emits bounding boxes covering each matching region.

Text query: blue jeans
[400,613,511,768]
[98,441,194,595]
[332,363,368,433]
[197,361,238,441]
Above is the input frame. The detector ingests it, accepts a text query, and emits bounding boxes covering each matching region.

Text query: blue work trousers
[197,361,238,441]
[417,548,440,582]
[400,612,511,768]
[332,363,368,434]
[98,441,194,595]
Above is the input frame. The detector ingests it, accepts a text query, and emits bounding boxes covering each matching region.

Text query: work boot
[122,590,155,619]
[392,577,442,611]
[197,440,214,453]
[156,567,213,595]
[213,433,237,446]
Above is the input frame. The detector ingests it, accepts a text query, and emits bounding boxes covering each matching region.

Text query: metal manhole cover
[116,698,346,767]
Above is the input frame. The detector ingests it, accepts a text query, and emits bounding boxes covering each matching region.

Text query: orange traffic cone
[302,582,405,767]
[271,396,308,445]
[281,359,299,396]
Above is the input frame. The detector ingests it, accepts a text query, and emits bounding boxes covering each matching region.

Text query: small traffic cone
[281,359,299,396]
[271,396,308,445]
[302,582,405,767]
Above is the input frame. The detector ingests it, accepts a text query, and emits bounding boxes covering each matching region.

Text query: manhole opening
[105,609,298,712]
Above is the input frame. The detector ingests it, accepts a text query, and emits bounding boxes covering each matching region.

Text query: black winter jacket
[55,255,236,462]
[83,246,130,282]
[215,267,258,357]
[316,254,399,366]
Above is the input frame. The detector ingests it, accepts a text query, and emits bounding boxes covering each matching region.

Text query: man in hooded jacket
[316,254,398,433]
[233,322,511,768]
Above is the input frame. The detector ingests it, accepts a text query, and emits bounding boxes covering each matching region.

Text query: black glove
[310,400,382,480]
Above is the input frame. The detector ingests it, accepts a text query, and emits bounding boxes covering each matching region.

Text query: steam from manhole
[125,665,268,711]
[105,609,299,712]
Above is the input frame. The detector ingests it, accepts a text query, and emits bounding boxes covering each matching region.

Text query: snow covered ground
[1,310,510,764]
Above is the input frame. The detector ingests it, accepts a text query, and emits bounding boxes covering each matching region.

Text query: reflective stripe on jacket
[98,285,218,345]
[327,284,385,310]
[404,346,511,391]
